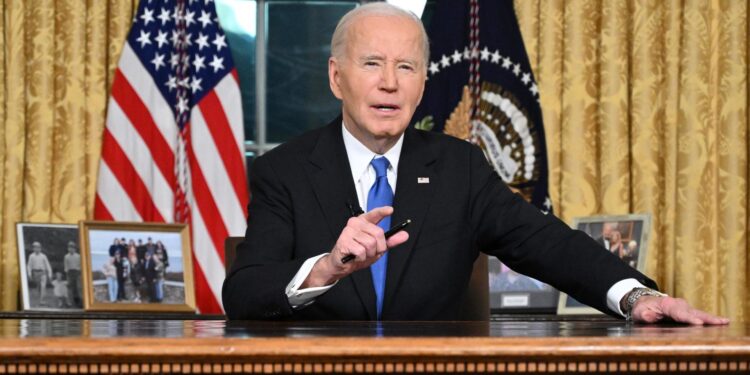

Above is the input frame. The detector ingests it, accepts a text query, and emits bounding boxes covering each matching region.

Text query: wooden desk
[0,317,747,373]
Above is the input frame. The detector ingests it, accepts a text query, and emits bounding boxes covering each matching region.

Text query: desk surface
[0,318,748,373]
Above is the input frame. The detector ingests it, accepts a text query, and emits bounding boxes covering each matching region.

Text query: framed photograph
[557,214,652,315]
[17,223,83,311]
[489,257,559,313]
[79,221,195,312]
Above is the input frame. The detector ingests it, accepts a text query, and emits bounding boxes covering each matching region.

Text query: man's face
[32,243,41,253]
[329,15,426,149]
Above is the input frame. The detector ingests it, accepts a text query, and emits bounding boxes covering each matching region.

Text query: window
[216,0,432,167]
[217,0,357,167]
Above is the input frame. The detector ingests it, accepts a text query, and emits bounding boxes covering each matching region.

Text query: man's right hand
[301,206,409,288]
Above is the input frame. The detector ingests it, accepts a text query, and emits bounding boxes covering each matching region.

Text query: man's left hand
[631,296,730,325]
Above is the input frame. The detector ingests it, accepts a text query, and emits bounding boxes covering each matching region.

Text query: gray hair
[330,2,429,67]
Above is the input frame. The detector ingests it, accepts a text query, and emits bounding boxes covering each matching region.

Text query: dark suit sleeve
[222,154,306,320]
[466,145,656,315]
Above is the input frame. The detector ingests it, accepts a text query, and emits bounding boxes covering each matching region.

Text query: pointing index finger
[361,206,394,225]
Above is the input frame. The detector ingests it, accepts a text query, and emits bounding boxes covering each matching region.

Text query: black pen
[340,219,411,264]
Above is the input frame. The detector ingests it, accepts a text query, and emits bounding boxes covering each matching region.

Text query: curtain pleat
[1,0,29,310]
[0,0,747,320]
[536,0,565,215]
[630,0,665,281]
[518,0,749,321]
[0,0,136,311]
[85,0,109,215]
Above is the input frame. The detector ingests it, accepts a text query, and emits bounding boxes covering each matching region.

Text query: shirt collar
[341,121,404,181]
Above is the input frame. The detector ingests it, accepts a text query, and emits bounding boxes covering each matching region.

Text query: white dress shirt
[284,123,649,316]
[285,123,402,308]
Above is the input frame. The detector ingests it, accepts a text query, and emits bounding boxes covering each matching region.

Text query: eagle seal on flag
[412,0,552,215]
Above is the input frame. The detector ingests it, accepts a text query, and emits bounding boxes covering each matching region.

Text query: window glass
[215,0,257,141]
[265,1,357,142]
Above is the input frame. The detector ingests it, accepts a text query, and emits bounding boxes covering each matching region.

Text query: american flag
[94,0,248,314]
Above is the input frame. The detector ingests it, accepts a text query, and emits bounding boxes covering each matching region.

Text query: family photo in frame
[557,214,652,315]
[16,223,83,311]
[79,221,196,312]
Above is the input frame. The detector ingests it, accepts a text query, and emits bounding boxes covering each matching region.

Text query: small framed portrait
[16,223,83,311]
[557,214,652,315]
[79,221,195,312]
[489,258,559,313]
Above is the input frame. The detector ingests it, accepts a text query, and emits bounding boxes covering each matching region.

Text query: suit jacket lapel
[305,118,377,320]
[383,128,437,317]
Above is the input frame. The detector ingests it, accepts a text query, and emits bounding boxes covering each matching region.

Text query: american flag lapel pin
[417,177,430,184]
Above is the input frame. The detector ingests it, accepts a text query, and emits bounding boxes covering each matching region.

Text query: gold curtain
[1,0,748,320]
[515,0,749,321]
[0,0,137,310]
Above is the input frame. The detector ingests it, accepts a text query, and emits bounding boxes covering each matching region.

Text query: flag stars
[136,30,152,48]
[428,62,440,75]
[176,96,189,114]
[196,33,210,50]
[491,49,501,63]
[198,10,213,28]
[158,7,171,25]
[502,57,512,69]
[172,7,182,23]
[185,10,196,27]
[530,83,539,96]
[170,53,179,67]
[190,77,203,93]
[140,7,155,25]
[440,54,450,68]
[151,52,165,70]
[480,47,490,61]
[193,54,206,72]
[451,49,462,63]
[155,30,169,48]
[212,34,227,51]
[429,44,539,98]
[543,197,552,211]
[171,30,181,46]
[166,75,177,91]
[179,77,190,88]
[209,55,225,72]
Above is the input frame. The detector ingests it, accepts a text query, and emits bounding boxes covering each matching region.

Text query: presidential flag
[94,0,248,314]
[413,0,551,214]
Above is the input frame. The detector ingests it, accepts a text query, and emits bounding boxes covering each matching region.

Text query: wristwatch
[620,287,667,321]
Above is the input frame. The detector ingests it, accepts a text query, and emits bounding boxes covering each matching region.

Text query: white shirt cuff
[606,278,648,317]
[285,253,337,308]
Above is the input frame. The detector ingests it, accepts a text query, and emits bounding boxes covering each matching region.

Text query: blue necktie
[367,157,392,319]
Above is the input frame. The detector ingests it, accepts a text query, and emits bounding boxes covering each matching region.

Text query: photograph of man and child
[88,230,185,306]
[18,224,82,311]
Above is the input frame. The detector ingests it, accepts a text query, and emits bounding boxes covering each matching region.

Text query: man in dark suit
[223,3,727,325]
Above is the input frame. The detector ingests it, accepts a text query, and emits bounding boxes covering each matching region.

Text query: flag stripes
[95,0,248,314]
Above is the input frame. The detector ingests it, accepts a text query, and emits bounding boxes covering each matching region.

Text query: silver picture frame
[557,214,652,315]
